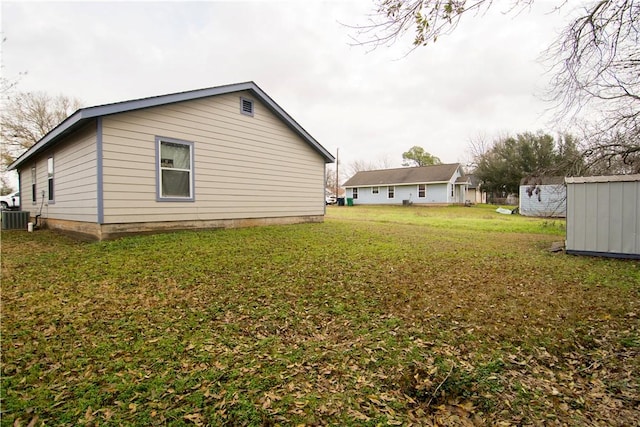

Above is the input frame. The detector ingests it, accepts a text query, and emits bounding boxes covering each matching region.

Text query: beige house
[8,82,335,240]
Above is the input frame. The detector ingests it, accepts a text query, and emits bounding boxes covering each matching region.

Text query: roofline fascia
[9,81,334,170]
[8,112,86,171]
[246,83,334,163]
[344,180,452,188]
[565,174,640,184]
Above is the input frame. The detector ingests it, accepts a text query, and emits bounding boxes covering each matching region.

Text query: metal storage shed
[565,175,640,259]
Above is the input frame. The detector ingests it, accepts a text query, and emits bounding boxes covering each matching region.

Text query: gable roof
[343,163,464,187]
[466,174,482,189]
[9,81,334,171]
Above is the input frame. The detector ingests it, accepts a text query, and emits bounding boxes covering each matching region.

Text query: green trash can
[347,198,354,206]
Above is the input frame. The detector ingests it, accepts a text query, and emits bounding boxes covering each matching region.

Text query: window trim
[352,187,358,199]
[31,166,37,204]
[418,183,426,198]
[388,186,395,199]
[240,96,254,117]
[47,156,55,203]
[155,136,195,202]
[372,186,379,195]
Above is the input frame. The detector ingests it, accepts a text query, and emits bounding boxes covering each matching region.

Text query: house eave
[8,81,334,171]
[8,113,88,171]
[344,180,453,188]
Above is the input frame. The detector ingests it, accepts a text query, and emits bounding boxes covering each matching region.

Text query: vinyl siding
[347,183,450,204]
[427,184,449,203]
[20,123,98,222]
[518,184,566,217]
[345,166,466,205]
[101,91,325,223]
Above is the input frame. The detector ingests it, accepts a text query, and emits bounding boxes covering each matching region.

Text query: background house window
[352,188,358,199]
[47,157,54,202]
[240,97,254,116]
[372,187,379,194]
[158,138,194,200]
[418,184,426,198]
[31,166,36,203]
[388,186,395,198]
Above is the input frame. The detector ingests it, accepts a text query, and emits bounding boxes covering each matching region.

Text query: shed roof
[565,174,640,184]
[9,81,334,171]
[343,163,463,187]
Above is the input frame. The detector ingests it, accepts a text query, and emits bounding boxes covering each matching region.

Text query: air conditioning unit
[1,211,30,230]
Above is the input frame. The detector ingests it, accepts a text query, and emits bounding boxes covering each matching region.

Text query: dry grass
[1,205,639,426]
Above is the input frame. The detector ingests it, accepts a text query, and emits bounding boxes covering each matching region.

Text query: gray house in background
[565,174,640,259]
[519,176,566,218]
[343,164,469,205]
[8,82,335,240]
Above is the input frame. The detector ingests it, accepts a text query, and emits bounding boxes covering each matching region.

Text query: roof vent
[240,97,254,116]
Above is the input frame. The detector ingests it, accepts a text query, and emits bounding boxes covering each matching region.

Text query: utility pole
[335,147,339,198]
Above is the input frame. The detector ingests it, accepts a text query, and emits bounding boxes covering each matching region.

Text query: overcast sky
[1,0,580,177]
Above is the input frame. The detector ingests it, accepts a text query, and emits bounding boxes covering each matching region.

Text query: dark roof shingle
[343,163,463,187]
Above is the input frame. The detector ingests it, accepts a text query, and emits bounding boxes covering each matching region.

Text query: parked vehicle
[0,192,20,210]
[325,195,337,205]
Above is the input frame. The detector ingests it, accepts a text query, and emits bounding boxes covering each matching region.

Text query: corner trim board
[97,118,104,224]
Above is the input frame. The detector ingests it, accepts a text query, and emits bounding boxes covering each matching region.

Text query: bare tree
[352,0,640,173]
[582,130,640,173]
[0,175,13,196]
[351,0,533,50]
[1,91,83,167]
[546,0,640,173]
[0,37,27,95]
[344,155,396,179]
[325,164,341,193]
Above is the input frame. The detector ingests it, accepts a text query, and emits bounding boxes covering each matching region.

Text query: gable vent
[241,97,254,116]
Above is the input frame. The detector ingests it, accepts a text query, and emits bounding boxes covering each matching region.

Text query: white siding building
[519,176,566,217]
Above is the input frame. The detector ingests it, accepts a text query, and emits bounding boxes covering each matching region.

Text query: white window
[47,157,54,202]
[372,187,379,195]
[418,184,426,198]
[388,186,395,198]
[352,188,358,199]
[157,137,194,200]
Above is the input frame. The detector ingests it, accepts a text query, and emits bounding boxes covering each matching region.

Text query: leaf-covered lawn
[2,205,639,426]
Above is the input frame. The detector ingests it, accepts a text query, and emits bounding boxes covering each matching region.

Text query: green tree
[473,132,583,194]
[402,146,441,167]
